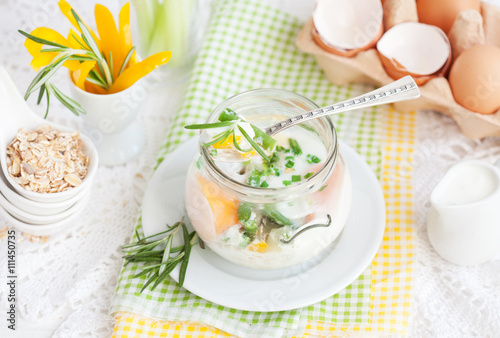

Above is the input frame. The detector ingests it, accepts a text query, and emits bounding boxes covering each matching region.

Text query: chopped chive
[304,172,314,179]
[285,160,294,168]
[288,138,302,155]
[292,175,301,182]
[251,125,277,151]
[270,152,280,163]
[196,157,203,169]
[247,169,262,187]
[239,235,251,248]
[260,181,269,188]
[273,167,280,176]
[319,185,328,191]
[210,149,218,156]
[283,180,291,186]
[276,146,286,152]
[285,156,294,160]
[243,220,257,235]
[311,155,321,163]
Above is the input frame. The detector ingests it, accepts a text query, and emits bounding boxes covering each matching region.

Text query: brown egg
[416,0,481,33]
[449,45,500,115]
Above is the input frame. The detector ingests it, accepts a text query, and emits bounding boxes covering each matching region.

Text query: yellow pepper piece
[95,4,123,79]
[71,61,96,90]
[248,241,268,253]
[119,3,132,51]
[24,27,68,57]
[118,2,138,66]
[24,27,79,71]
[241,149,257,159]
[84,81,107,95]
[108,51,172,94]
[213,135,240,149]
[58,0,100,49]
[67,28,85,50]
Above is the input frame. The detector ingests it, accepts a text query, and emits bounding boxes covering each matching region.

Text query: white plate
[141,138,385,312]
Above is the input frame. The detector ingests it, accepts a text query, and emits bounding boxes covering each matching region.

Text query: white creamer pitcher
[427,159,500,266]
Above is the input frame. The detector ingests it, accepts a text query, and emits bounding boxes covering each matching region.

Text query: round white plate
[141,137,385,312]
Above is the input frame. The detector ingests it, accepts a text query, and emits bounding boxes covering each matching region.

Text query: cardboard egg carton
[296,1,500,139]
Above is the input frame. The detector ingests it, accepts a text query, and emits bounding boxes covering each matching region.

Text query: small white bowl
[4,133,98,203]
[0,188,90,225]
[0,169,87,216]
[0,192,91,237]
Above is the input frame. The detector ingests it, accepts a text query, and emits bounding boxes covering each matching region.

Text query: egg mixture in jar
[185,89,352,269]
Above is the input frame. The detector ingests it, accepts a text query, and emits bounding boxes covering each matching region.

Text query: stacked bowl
[0,67,98,237]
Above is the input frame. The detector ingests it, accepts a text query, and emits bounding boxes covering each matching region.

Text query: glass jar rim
[201,88,339,201]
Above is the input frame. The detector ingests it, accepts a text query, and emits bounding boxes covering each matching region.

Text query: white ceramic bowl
[4,133,98,203]
[0,188,90,225]
[0,192,91,237]
[0,169,87,216]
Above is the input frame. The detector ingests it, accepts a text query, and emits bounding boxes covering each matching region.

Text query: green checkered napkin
[111,0,382,336]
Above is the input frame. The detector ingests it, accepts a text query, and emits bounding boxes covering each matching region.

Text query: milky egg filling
[185,91,352,269]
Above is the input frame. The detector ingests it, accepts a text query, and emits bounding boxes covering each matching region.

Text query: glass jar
[129,0,210,84]
[185,89,352,269]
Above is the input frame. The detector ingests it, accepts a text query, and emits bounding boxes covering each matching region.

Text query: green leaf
[108,51,114,83]
[218,108,240,122]
[43,86,50,119]
[118,46,135,76]
[201,128,233,148]
[231,130,252,152]
[18,30,68,48]
[26,54,71,96]
[178,223,192,287]
[24,67,49,100]
[184,121,235,130]
[288,138,302,156]
[71,9,100,57]
[158,235,173,276]
[238,125,270,162]
[36,84,45,105]
[251,125,277,151]
[49,84,86,116]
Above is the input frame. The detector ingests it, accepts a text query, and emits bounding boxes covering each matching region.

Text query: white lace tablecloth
[0,0,499,337]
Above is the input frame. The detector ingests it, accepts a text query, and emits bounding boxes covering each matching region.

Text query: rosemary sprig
[185,107,277,161]
[122,221,198,291]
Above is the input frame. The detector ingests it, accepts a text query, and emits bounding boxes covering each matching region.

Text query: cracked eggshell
[376,22,451,85]
[449,45,500,115]
[312,0,383,57]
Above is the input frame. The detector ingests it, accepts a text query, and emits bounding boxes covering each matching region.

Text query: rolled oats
[6,125,90,193]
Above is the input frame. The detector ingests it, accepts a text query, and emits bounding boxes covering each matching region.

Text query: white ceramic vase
[69,80,147,166]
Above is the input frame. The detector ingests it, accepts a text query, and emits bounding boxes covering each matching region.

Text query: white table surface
[1,0,500,337]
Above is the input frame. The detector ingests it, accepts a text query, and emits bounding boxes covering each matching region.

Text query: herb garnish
[185,108,277,162]
[122,221,198,291]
